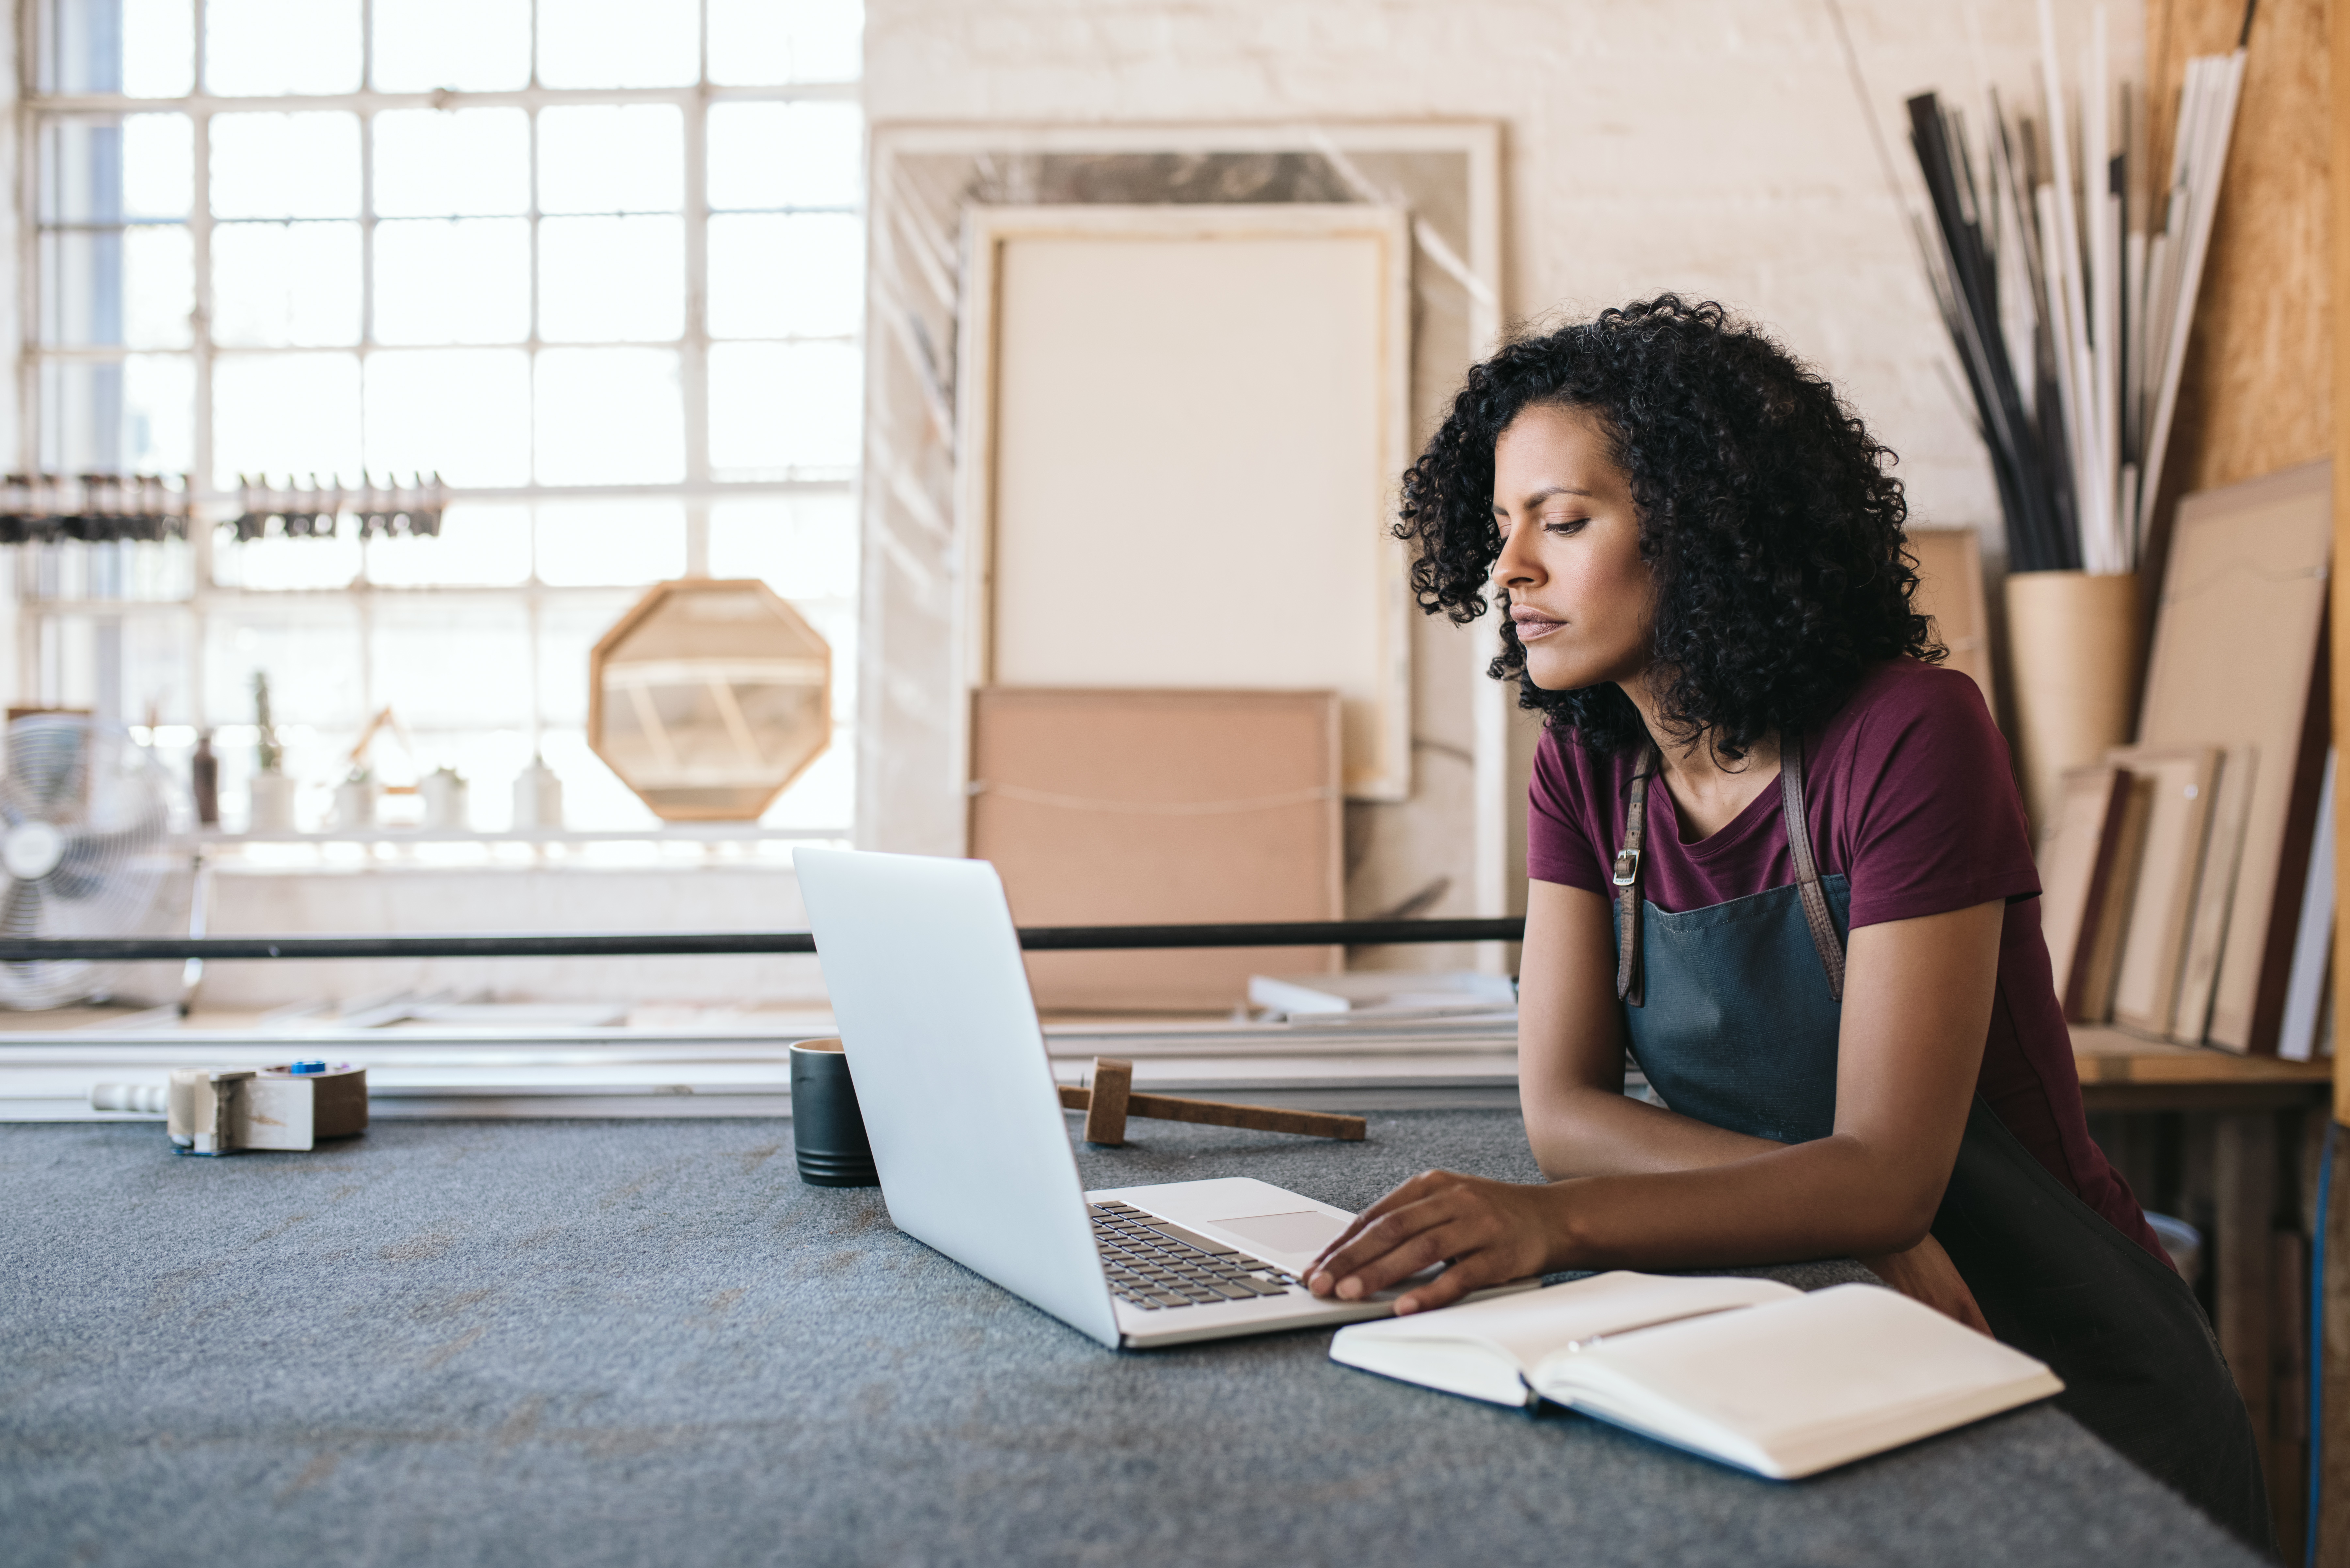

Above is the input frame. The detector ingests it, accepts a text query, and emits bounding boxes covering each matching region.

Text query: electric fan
[0,713,183,1009]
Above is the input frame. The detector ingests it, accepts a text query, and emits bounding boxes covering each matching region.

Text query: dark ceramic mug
[788,1038,878,1187]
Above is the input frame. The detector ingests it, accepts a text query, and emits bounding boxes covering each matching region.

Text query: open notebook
[1329,1272,2062,1479]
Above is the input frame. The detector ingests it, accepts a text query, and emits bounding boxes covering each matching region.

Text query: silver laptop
[794,846,1515,1349]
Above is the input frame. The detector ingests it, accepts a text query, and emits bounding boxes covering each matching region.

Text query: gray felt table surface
[1,1111,2257,1568]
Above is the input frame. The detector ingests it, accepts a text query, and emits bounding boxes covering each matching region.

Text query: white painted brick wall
[867,0,2136,544]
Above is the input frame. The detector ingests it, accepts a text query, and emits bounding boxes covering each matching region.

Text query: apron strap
[1779,733,1847,1001]
[1613,747,1660,1007]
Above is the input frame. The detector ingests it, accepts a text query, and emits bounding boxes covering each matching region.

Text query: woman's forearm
[1541,1132,1942,1269]
[1523,1082,1782,1179]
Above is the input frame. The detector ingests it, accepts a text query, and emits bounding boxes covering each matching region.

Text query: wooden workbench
[2069,1024,2331,1552]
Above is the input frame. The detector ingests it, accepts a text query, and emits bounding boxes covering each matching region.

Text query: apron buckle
[1612,848,1641,887]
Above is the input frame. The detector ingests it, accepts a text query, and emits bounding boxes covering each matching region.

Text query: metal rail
[0,918,1527,964]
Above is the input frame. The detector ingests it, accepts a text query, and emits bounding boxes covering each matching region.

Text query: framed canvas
[956,203,1413,802]
[860,120,1510,948]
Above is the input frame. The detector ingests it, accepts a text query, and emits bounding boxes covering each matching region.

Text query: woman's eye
[1543,516,1589,535]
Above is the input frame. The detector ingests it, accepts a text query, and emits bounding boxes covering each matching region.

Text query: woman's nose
[1492,526,1539,590]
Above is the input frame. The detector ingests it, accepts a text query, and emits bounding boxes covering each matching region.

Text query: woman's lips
[1514,614,1565,641]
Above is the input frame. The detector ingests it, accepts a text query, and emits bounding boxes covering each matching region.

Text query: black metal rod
[0,917,1526,964]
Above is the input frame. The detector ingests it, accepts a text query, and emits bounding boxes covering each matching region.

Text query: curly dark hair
[1396,294,1940,760]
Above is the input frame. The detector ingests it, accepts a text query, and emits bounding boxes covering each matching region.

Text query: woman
[1305,296,2269,1547]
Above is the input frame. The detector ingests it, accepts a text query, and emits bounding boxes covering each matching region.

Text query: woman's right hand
[1857,1233,1992,1336]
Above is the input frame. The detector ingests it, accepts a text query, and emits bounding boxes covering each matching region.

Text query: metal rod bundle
[1906,1,2246,573]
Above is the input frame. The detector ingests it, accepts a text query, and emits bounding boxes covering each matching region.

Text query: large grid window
[20,0,864,845]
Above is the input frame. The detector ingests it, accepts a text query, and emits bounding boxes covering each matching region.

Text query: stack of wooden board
[2035,461,2332,1055]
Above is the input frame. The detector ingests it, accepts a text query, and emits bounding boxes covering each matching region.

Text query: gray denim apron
[1609,738,2273,1551]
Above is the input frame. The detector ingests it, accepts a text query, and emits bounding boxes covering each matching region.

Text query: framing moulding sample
[2103,745,2223,1040]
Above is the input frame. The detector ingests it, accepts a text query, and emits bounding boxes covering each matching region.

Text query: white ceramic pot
[420,773,468,830]
[512,760,563,831]
[333,780,375,830]
[246,772,298,833]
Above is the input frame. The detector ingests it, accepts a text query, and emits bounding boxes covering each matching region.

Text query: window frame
[12,1,865,840]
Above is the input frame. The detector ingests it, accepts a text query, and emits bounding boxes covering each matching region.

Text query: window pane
[40,225,193,348]
[211,222,361,347]
[365,349,532,488]
[373,219,530,345]
[39,354,194,474]
[46,0,195,96]
[365,503,531,587]
[536,0,698,89]
[538,216,684,343]
[708,213,862,339]
[371,599,532,730]
[211,113,360,219]
[534,350,684,486]
[373,109,530,217]
[206,610,364,739]
[709,492,858,600]
[204,0,362,96]
[537,105,683,215]
[533,499,687,586]
[708,0,863,85]
[373,0,530,91]
[41,115,192,223]
[214,352,362,485]
[708,102,861,210]
[708,341,861,475]
[211,532,362,591]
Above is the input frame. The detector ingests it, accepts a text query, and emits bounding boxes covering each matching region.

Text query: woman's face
[1489,402,1656,692]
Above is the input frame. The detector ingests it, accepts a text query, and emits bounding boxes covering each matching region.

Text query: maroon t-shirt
[1527,658,2167,1264]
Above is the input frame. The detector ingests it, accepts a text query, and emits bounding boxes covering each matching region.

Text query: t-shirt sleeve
[1526,730,1612,895]
[1837,668,2040,929]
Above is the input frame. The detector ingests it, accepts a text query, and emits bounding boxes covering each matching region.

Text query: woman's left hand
[1305,1169,1566,1314]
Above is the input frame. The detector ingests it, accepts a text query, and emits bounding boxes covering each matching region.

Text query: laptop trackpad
[1211,1209,1344,1257]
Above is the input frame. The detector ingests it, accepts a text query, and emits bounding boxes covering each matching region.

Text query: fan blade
[2,719,88,821]
[47,809,167,903]
[0,878,44,939]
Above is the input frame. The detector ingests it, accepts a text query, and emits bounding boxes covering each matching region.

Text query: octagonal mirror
[588,578,832,821]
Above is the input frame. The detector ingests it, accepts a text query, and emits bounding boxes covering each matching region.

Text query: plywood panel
[967,688,1342,1012]
[2146,0,2332,502]
[959,204,1413,801]
[2138,461,2332,1050]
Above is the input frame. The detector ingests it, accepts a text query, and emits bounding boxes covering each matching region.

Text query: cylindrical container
[789,1038,877,1187]
[2002,570,2143,836]
[421,771,468,830]
[511,758,563,830]
[246,771,298,833]
[333,779,375,830]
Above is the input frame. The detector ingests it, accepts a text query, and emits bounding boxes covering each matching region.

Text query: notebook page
[1337,1271,1800,1369]
[1535,1284,2062,1478]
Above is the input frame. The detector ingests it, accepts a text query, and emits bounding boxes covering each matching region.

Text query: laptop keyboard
[1089,1201,1304,1311]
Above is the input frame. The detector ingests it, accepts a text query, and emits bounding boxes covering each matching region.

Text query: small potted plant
[245,672,298,833]
[333,765,375,831]
[420,764,468,831]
